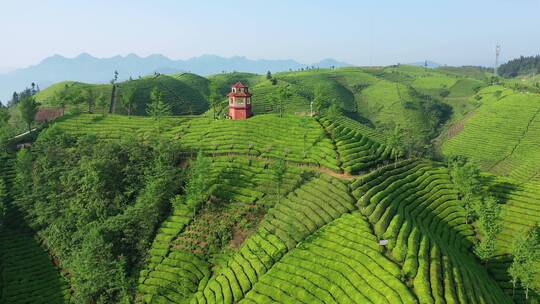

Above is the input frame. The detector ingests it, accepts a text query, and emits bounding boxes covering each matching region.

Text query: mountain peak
[125,53,140,59]
[40,54,67,64]
[76,52,95,60]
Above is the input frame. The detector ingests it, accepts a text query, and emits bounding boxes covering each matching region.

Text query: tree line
[498,55,540,78]
[10,126,214,302]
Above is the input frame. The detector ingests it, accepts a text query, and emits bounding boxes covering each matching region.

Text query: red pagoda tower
[228,82,252,120]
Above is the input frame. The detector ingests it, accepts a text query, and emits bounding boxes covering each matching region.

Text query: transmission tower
[494,44,501,76]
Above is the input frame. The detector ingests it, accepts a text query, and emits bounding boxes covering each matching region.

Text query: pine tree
[146,87,171,128]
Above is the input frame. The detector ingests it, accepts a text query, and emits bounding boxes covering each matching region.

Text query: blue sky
[1,0,539,71]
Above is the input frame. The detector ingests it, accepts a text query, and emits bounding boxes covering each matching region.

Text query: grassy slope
[34,81,112,106]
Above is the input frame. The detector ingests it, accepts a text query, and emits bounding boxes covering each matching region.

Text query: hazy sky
[1,0,539,71]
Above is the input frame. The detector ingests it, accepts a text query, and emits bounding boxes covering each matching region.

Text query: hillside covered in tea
[1,65,539,304]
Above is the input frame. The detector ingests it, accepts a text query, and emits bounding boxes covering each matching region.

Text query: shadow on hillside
[343,111,376,128]
[483,176,519,205]
[0,228,69,303]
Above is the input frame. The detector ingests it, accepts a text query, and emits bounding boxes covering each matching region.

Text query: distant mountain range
[0,53,350,103]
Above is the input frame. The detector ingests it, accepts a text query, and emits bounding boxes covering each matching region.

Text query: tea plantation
[442,87,540,183]
[1,65,539,303]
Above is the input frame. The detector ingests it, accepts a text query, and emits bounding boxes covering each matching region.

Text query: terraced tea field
[0,230,71,303]
[472,176,540,302]
[489,178,540,253]
[52,114,192,141]
[351,160,507,303]
[138,156,304,303]
[443,88,540,183]
[53,113,394,174]
[135,158,513,303]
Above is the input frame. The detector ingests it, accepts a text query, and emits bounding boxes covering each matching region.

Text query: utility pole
[494,44,501,77]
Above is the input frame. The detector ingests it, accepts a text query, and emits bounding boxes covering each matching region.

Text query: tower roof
[232,82,248,88]
[228,91,252,97]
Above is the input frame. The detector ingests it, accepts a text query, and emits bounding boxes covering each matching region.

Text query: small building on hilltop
[228,82,252,120]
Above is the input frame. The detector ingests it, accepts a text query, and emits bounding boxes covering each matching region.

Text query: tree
[313,85,330,113]
[10,92,19,106]
[386,125,405,166]
[271,158,287,203]
[208,82,221,120]
[70,89,87,115]
[508,226,540,299]
[0,127,10,152]
[83,89,96,113]
[11,132,183,302]
[0,105,10,125]
[277,85,291,118]
[448,157,482,223]
[19,95,38,133]
[474,195,502,267]
[266,71,272,80]
[121,88,136,116]
[147,87,171,123]
[53,84,70,115]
